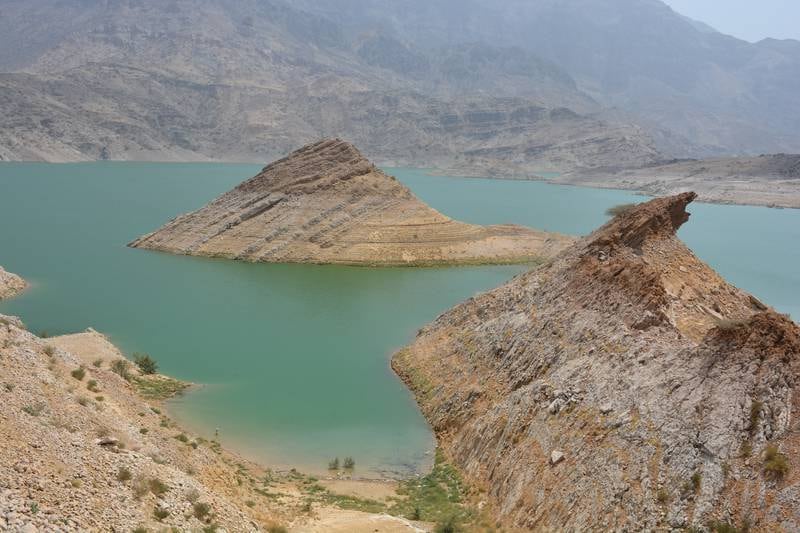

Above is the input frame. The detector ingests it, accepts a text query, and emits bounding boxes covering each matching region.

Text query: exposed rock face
[130,139,573,266]
[393,193,800,530]
[0,266,26,299]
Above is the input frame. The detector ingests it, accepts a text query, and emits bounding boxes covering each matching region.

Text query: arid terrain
[131,139,574,266]
[393,193,800,530]
[554,154,800,208]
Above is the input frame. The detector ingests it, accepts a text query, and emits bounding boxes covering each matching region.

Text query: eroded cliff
[394,193,800,530]
[130,139,573,266]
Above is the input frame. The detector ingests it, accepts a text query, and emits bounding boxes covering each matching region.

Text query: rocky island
[130,139,572,266]
[394,193,800,530]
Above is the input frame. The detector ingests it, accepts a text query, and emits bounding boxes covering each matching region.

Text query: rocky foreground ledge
[0,313,432,532]
[130,139,573,266]
[394,192,800,531]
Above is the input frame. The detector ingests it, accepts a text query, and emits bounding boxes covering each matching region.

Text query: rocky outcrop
[0,266,26,299]
[130,139,573,266]
[393,193,800,530]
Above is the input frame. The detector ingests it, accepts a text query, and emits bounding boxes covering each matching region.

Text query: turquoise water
[1,163,798,477]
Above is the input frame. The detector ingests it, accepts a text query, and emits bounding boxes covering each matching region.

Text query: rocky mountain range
[130,139,573,265]
[393,193,800,530]
[4,0,797,171]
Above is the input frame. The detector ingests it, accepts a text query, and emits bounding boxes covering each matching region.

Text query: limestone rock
[393,192,800,531]
[130,139,573,266]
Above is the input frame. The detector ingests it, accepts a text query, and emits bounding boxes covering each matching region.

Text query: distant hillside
[0,0,660,171]
[296,0,800,157]
[1,0,798,167]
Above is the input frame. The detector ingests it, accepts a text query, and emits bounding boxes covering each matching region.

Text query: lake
[1,163,798,477]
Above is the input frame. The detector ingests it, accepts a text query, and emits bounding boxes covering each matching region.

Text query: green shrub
[605,203,637,217]
[22,402,45,417]
[70,367,86,381]
[748,400,763,434]
[764,445,789,479]
[267,526,288,533]
[193,501,211,520]
[110,359,132,381]
[175,433,189,443]
[434,516,462,533]
[3,382,15,392]
[691,472,702,493]
[656,488,669,504]
[343,457,355,469]
[132,527,148,533]
[133,353,158,375]
[87,379,99,392]
[328,457,340,470]
[92,358,103,368]
[148,478,169,496]
[117,467,132,482]
[139,427,149,434]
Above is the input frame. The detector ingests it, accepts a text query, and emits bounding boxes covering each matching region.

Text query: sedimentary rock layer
[394,193,800,530]
[130,139,572,266]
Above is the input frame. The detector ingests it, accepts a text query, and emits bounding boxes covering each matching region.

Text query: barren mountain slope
[0,266,26,299]
[130,139,573,266]
[394,193,800,530]
[0,0,660,170]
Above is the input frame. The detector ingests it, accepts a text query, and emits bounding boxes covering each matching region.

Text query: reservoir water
[1,163,798,477]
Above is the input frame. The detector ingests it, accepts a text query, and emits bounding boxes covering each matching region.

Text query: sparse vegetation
[70,366,86,381]
[87,379,99,392]
[343,456,355,469]
[605,203,637,217]
[763,445,789,479]
[267,526,288,533]
[133,353,158,375]
[92,358,103,368]
[22,402,45,417]
[709,519,752,533]
[134,375,189,400]
[139,427,149,434]
[656,488,669,504]
[3,382,15,392]
[328,457,340,470]
[43,344,55,356]
[110,359,132,381]
[193,501,212,520]
[435,515,462,533]
[691,472,702,493]
[185,488,201,504]
[117,467,132,482]
[389,448,472,524]
[148,478,169,497]
[175,433,189,443]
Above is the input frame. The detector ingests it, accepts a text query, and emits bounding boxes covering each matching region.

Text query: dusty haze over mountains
[0,0,799,171]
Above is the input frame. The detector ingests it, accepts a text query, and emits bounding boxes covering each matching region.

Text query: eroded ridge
[394,192,800,531]
[130,139,573,266]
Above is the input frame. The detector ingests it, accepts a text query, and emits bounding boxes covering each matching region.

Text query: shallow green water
[1,163,798,477]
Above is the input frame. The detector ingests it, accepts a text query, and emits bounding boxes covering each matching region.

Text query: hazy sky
[663,0,799,42]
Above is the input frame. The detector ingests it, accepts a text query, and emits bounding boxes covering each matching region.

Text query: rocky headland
[0,266,26,299]
[393,193,800,530]
[555,154,800,209]
[130,139,573,266]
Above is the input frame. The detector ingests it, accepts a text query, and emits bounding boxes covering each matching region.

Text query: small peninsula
[130,139,573,266]
[394,193,800,531]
